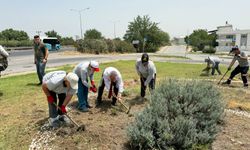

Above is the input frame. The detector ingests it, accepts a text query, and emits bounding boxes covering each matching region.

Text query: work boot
[48,117,61,128]
[139,97,145,102]
[59,115,71,124]
[244,83,248,88]
[111,99,117,106]
[222,79,231,85]
[95,99,102,107]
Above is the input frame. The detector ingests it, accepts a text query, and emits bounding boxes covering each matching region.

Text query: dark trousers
[141,74,156,98]
[48,91,66,118]
[77,78,89,109]
[97,78,119,105]
[211,62,221,75]
[229,65,249,85]
[36,60,46,83]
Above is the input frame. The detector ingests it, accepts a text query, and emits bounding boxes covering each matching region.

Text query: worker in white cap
[96,67,124,106]
[42,71,79,127]
[73,61,100,112]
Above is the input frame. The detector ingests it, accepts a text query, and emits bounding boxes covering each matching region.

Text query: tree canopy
[0,28,29,41]
[124,15,170,52]
[84,29,103,40]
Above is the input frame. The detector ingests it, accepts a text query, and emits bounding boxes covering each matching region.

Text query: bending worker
[223,47,249,87]
[136,53,156,101]
[96,67,124,106]
[42,71,78,127]
[73,61,100,112]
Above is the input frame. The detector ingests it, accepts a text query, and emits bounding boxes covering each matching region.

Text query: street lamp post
[71,7,90,39]
[110,20,119,39]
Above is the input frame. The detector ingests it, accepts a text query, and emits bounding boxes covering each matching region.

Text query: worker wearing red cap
[73,61,100,112]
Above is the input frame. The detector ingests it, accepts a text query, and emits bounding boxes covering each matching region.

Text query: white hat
[90,61,100,72]
[66,72,79,90]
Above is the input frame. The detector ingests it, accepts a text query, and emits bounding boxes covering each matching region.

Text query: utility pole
[111,20,119,39]
[71,7,90,39]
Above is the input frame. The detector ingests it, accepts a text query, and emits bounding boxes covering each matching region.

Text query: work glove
[61,105,67,114]
[90,86,97,93]
[47,96,54,104]
[91,80,95,86]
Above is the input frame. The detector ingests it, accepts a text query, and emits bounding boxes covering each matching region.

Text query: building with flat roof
[216,22,250,51]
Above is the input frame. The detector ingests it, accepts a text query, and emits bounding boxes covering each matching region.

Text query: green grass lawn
[0,60,246,149]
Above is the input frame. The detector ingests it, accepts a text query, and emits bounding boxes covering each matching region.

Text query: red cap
[94,68,100,72]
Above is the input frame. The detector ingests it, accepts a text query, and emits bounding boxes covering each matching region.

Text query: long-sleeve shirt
[103,67,124,93]
[233,52,249,67]
[73,62,94,87]
[208,56,220,67]
[43,71,76,95]
[135,59,156,86]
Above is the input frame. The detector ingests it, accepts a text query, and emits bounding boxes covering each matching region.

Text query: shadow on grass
[26,83,41,87]
[0,91,3,97]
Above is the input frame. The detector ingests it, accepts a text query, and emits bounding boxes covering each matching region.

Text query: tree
[45,30,62,40]
[124,15,170,52]
[60,37,75,45]
[0,28,29,41]
[185,29,217,51]
[84,29,103,40]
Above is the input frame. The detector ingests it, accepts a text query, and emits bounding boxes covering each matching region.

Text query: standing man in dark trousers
[136,53,157,101]
[34,35,49,85]
[223,47,249,87]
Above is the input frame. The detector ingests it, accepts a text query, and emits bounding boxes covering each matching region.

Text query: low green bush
[202,47,216,54]
[76,39,108,54]
[127,79,224,150]
[76,39,136,54]
[0,40,33,47]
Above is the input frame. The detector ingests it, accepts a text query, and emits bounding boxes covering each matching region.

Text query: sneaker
[78,107,89,112]
[37,82,42,86]
[222,80,231,85]
[87,105,93,109]
[48,117,61,128]
[244,84,248,88]
[59,115,71,124]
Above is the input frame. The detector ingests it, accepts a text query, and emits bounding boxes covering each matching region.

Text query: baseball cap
[141,53,149,63]
[229,46,239,53]
[66,72,79,90]
[90,61,100,72]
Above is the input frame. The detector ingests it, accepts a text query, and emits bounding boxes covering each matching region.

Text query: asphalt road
[2,45,234,76]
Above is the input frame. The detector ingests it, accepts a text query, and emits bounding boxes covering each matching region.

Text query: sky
[0,0,250,39]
